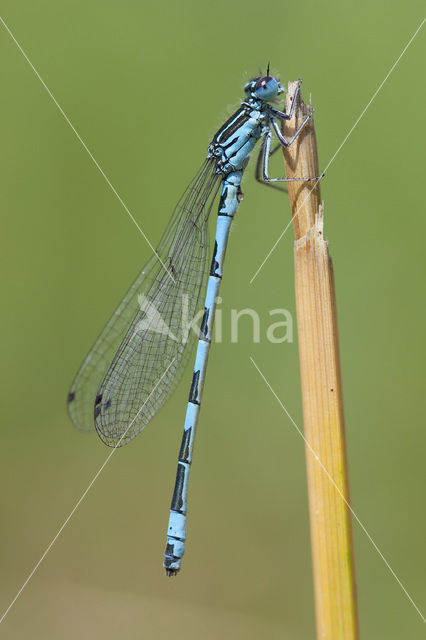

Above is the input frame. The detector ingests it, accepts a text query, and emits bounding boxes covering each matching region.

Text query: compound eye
[254,76,269,91]
[253,76,279,100]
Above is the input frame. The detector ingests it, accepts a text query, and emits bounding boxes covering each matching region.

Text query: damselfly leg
[255,140,287,192]
[260,129,324,184]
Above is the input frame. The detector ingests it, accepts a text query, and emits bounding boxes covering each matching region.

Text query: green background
[0,2,425,638]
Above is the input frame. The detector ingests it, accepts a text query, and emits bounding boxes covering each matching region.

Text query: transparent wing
[68,159,221,446]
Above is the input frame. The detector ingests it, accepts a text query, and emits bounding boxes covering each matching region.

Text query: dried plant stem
[282,81,359,639]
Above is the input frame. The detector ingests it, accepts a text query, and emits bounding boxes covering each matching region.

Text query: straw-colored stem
[282,81,359,639]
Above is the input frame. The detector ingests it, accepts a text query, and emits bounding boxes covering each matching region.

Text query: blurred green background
[0,2,425,638]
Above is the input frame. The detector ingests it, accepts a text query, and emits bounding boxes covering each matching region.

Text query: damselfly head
[244,75,284,101]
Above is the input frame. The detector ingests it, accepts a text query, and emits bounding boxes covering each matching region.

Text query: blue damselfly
[68,71,322,575]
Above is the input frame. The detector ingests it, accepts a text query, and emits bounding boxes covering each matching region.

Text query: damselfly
[68,71,322,576]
